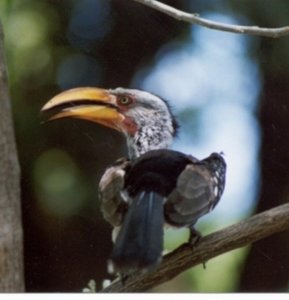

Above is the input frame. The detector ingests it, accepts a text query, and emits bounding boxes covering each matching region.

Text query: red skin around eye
[122,116,138,136]
[116,95,138,135]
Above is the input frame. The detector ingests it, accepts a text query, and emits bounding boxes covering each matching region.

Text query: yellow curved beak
[41,87,124,131]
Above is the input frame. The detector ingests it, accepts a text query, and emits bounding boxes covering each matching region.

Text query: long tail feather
[111,191,164,272]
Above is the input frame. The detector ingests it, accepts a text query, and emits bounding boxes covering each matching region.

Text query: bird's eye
[117,95,133,106]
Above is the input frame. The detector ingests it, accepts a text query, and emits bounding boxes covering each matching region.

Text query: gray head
[110,88,178,158]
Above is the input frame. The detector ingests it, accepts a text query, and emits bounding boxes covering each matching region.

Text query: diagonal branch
[132,0,289,38]
[102,203,289,292]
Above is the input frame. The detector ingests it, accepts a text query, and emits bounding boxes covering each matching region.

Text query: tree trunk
[0,22,25,292]
[239,38,289,292]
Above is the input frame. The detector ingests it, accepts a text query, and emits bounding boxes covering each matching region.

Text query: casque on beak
[41,87,125,131]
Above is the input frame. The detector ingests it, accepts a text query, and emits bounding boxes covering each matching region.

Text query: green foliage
[0,1,59,87]
[33,148,89,217]
[188,247,248,292]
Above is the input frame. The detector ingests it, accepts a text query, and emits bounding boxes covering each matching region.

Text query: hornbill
[42,87,226,273]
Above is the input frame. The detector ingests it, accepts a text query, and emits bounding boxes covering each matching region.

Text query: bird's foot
[187,228,207,269]
[188,227,202,247]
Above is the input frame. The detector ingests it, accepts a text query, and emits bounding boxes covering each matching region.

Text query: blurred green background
[1,0,289,292]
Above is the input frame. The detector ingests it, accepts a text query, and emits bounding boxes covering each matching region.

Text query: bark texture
[0,23,25,292]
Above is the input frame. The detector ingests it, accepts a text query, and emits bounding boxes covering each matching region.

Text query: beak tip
[41,100,56,112]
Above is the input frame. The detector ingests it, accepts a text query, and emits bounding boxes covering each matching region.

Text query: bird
[42,87,226,273]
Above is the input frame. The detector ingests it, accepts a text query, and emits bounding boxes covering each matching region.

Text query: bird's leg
[188,227,202,246]
[187,227,207,269]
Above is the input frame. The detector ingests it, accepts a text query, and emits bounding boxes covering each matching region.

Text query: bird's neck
[126,125,173,159]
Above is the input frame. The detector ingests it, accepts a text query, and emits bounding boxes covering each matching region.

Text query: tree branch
[132,0,289,38]
[102,203,289,292]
